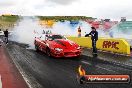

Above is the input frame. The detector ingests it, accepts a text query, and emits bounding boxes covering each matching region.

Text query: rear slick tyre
[35,45,39,52]
[46,48,51,57]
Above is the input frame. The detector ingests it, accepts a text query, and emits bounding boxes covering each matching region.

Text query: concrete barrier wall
[67,37,130,55]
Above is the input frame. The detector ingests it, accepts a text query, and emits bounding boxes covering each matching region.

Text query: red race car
[34,34,81,58]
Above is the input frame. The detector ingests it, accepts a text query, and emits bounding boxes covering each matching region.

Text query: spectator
[4,29,9,44]
[78,26,81,37]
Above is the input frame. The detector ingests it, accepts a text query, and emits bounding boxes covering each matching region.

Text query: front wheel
[35,45,39,52]
[46,48,51,57]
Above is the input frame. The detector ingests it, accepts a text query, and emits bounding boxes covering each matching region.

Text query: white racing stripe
[0,75,2,88]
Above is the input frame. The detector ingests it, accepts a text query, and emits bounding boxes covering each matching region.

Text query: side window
[46,35,53,40]
[40,35,46,41]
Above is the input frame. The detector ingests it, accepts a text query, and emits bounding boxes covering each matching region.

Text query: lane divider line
[81,61,92,65]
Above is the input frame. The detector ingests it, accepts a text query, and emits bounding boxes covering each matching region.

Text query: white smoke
[47,21,77,36]
[11,17,132,49]
[108,22,132,39]
[10,17,94,49]
[10,17,44,49]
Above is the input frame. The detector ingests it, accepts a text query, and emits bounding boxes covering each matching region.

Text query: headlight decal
[55,48,63,52]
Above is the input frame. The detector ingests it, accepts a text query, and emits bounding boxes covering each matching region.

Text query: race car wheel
[46,48,51,57]
[35,45,39,52]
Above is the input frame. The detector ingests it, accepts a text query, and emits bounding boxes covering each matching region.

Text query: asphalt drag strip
[6,42,132,88]
[0,44,29,88]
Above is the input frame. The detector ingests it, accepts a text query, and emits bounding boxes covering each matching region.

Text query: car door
[39,35,47,52]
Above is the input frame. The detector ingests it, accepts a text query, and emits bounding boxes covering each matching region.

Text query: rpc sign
[102,41,119,50]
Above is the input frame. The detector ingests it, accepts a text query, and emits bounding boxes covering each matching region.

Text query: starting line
[0,75,2,88]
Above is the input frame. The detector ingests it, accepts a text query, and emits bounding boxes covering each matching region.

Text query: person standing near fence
[78,26,81,37]
[4,29,9,44]
[85,27,98,56]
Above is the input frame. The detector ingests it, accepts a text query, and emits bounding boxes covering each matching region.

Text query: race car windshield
[49,35,66,40]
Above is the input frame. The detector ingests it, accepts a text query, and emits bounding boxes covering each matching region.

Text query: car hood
[53,39,79,49]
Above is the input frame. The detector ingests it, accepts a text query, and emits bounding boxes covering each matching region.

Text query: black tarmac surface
[6,41,132,88]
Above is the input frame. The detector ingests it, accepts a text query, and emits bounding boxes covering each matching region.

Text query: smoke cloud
[10,17,132,49]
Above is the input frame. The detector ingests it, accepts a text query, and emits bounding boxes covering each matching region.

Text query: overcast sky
[0,0,132,20]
